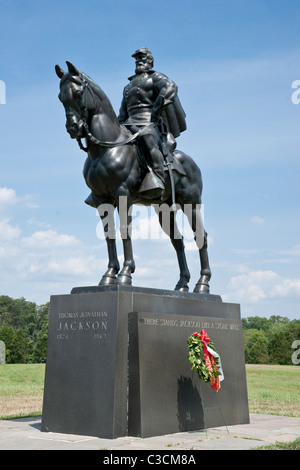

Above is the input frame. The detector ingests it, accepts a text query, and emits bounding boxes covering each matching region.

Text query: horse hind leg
[184,204,211,294]
[172,233,191,292]
[116,194,135,286]
[154,205,190,291]
[194,230,211,293]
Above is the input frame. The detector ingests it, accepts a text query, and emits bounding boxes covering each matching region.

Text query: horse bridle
[76,75,144,152]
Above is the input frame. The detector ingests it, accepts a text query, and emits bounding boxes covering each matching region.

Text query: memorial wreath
[187,329,223,391]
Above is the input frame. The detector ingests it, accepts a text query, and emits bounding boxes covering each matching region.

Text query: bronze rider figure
[118,47,187,198]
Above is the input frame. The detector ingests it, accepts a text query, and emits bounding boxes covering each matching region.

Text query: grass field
[0,364,45,419]
[0,363,299,419]
[246,364,300,417]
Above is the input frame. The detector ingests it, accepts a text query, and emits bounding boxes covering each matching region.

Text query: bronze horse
[55,61,211,293]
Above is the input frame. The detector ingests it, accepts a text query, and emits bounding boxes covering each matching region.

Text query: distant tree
[0,296,49,363]
[242,316,270,331]
[269,315,290,323]
[10,329,31,364]
[0,325,15,363]
[36,303,49,332]
[0,295,38,339]
[284,319,300,338]
[268,330,295,365]
[33,333,48,363]
[0,296,17,327]
[244,330,269,364]
[243,328,259,346]
[243,316,300,365]
[31,303,49,362]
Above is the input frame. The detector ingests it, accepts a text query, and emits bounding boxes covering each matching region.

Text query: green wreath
[187,331,221,384]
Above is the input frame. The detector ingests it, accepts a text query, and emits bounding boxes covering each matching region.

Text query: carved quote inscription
[140,316,241,331]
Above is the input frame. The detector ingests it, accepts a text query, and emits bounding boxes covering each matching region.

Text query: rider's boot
[138,147,165,199]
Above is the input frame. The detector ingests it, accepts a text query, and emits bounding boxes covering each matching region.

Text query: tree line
[0,296,48,363]
[242,315,300,365]
[0,295,299,365]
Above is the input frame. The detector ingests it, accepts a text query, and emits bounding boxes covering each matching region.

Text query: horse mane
[59,70,119,122]
[81,72,119,121]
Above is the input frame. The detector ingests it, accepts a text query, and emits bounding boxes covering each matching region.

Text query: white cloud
[0,187,20,210]
[47,255,99,277]
[0,191,183,302]
[16,230,101,281]
[0,218,22,240]
[22,230,79,249]
[0,186,38,211]
[0,215,106,302]
[250,216,265,225]
[223,269,300,304]
[276,245,300,258]
[270,278,300,298]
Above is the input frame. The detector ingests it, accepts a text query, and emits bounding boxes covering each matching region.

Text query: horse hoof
[175,286,189,292]
[117,267,132,286]
[193,284,210,294]
[117,274,132,286]
[174,279,189,292]
[98,268,118,285]
[99,275,116,285]
[193,275,210,294]
[193,282,210,294]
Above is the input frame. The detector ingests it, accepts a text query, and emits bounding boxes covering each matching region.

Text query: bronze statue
[118,47,186,199]
[55,54,211,293]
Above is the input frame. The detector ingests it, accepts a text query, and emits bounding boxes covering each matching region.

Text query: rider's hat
[132,47,152,58]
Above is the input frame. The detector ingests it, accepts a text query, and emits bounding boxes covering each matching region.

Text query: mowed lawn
[246,364,300,417]
[0,364,299,419]
[0,364,45,419]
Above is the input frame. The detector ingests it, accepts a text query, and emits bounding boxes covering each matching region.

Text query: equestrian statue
[55,48,212,293]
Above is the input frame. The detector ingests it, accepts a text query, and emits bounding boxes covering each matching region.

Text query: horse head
[55,61,128,154]
[55,61,90,139]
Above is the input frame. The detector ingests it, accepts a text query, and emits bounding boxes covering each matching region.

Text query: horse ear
[66,61,80,76]
[55,64,65,78]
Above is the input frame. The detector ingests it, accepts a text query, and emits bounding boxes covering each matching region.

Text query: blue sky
[0,0,300,318]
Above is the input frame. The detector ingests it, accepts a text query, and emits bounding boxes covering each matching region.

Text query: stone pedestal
[41,288,128,438]
[42,285,249,439]
[128,309,249,437]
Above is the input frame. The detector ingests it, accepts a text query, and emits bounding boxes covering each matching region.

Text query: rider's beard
[135,62,152,75]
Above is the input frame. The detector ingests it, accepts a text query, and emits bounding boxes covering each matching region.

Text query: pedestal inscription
[42,291,128,439]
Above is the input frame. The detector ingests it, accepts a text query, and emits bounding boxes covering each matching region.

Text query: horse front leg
[97,203,120,285]
[117,194,135,285]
